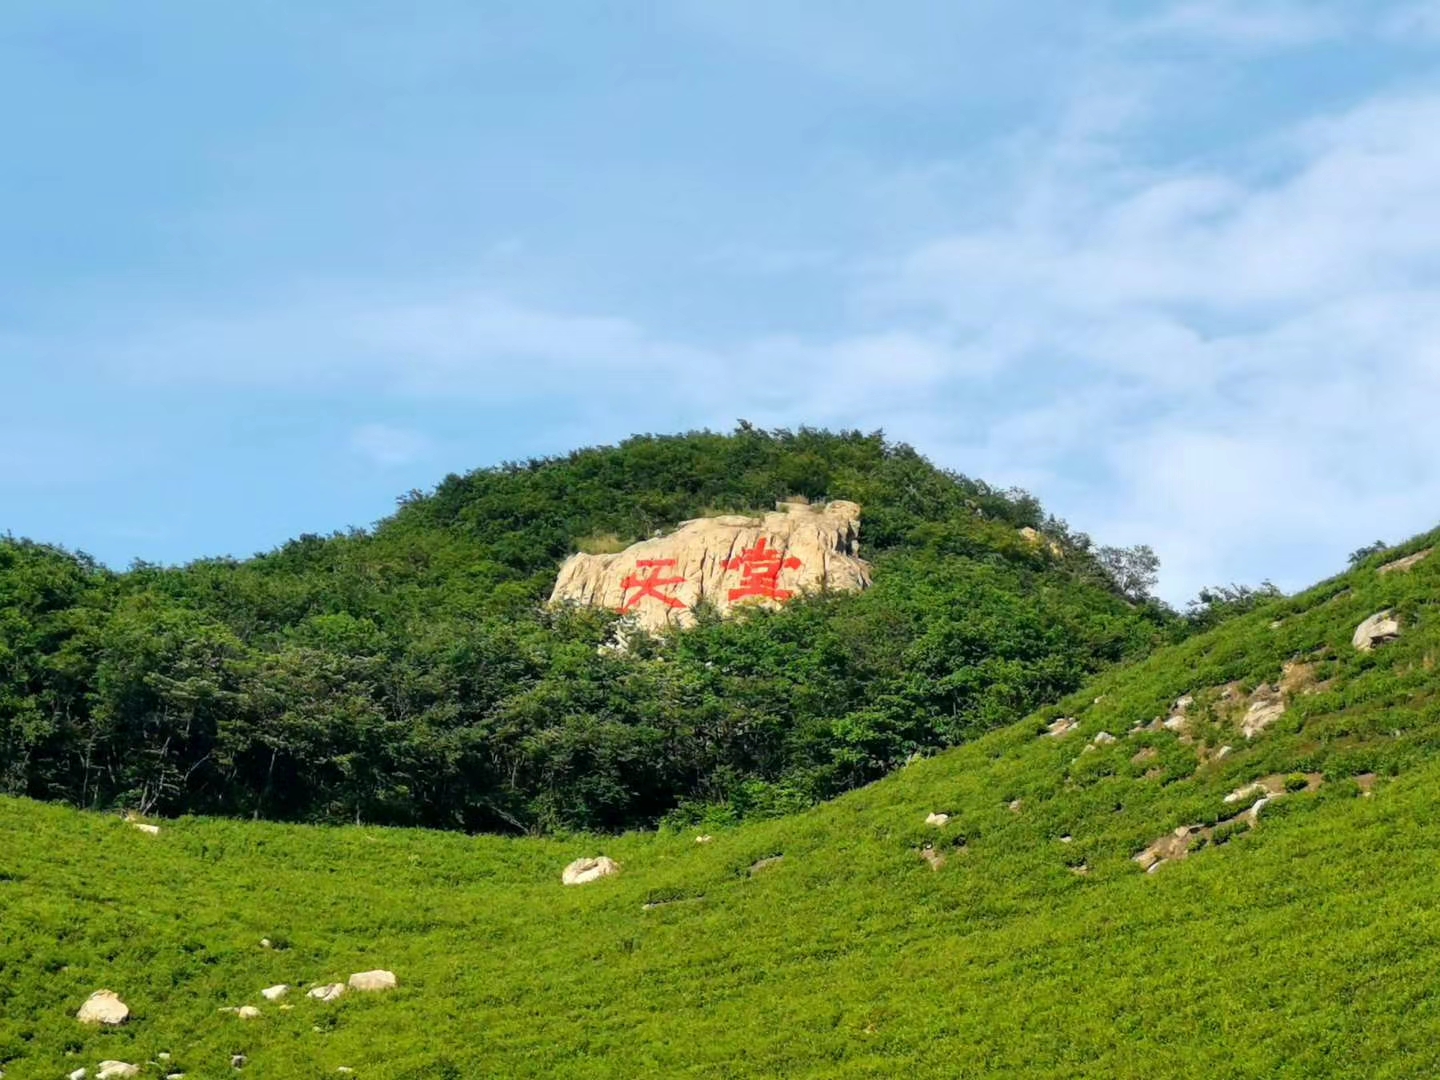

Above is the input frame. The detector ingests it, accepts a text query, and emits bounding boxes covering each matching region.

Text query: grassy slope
[2,531,1438,1079]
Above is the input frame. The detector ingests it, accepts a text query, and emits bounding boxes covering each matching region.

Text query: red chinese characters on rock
[620,559,687,611]
[723,538,803,603]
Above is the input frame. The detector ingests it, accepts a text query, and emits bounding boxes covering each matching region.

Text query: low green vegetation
[0,426,1176,833]
[1,529,1436,1078]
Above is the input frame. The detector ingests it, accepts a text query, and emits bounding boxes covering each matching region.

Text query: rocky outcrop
[562,856,619,886]
[1353,610,1401,652]
[76,990,129,1025]
[1378,548,1431,575]
[1043,717,1079,738]
[549,500,871,633]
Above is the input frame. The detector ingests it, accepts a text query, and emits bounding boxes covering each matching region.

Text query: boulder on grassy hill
[1353,610,1401,652]
[307,983,346,1003]
[1044,717,1079,738]
[76,990,129,1025]
[550,500,871,634]
[1378,549,1432,575]
[261,985,289,1001]
[96,1064,138,1080]
[235,1006,261,1020]
[130,822,160,836]
[348,970,397,992]
[924,812,950,826]
[562,856,620,886]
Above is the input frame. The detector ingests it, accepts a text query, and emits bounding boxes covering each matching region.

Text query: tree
[1096,544,1161,603]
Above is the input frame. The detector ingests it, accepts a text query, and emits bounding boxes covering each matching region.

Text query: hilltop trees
[0,427,1177,832]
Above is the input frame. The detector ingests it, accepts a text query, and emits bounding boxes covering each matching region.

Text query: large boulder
[348,970,397,992]
[549,500,871,634]
[96,1064,139,1080]
[1353,610,1401,652]
[76,990,129,1025]
[562,856,620,885]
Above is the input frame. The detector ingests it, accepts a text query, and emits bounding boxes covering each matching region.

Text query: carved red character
[723,538,802,602]
[621,559,688,611]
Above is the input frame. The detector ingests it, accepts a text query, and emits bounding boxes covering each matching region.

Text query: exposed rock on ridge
[549,500,872,633]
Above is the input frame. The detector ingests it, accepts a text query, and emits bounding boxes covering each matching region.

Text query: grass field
[3,530,1438,1078]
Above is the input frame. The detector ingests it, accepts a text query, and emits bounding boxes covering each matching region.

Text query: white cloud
[1127,0,1346,48]
[349,423,434,466]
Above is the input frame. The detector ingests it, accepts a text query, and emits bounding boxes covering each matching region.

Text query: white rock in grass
[76,990,129,1025]
[1044,717,1079,738]
[348,970,397,992]
[96,1063,139,1080]
[1092,731,1117,746]
[561,856,619,885]
[694,834,714,844]
[165,1074,185,1079]
[130,822,160,836]
[261,985,289,1001]
[231,1055,247,1069]
[308,983,347,1002]
[69,1069,87,1080]
[235,1006,261,1020]
[924,812,950,826]
[1353,610,1401,652]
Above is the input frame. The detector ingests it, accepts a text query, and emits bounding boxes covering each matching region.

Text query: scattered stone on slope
[1378,548,1432,575]
[561,856,620,886]
[549,500,872,634]
[76,990,129,1025]
[918,846,946,871]
[1131,747,1159,766]
[259,938,273,949]
[69,1069,87,1080]
[130,822,160,836]
[694,835,714,844]
[1241,685,1286,739]
[235,1006,261,1020]
[1354,610,1402,652]
[1279,659,1322,696]
[307,984,346,1003]
[1044,717,1079,738]
[1008,798,1023,813]
[348,970,397,993]
[924,812,950,827]
[1069,863,1090,876]
[1137,776,1323,872]
[261,985,289,1001]
[749,855,784,876]
[96,1063,139,1079]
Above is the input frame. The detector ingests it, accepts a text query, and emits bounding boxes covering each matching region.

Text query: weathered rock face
[549,500,871,633]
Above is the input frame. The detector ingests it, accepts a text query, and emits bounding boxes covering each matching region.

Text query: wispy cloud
[1126,0,1346,48]
[349,423,434,467]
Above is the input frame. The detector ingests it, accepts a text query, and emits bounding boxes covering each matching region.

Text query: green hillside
[2,527,1436,1079]
[0,427,1174,834]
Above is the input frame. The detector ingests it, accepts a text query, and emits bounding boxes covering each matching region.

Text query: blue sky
[3,0,1440,604]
